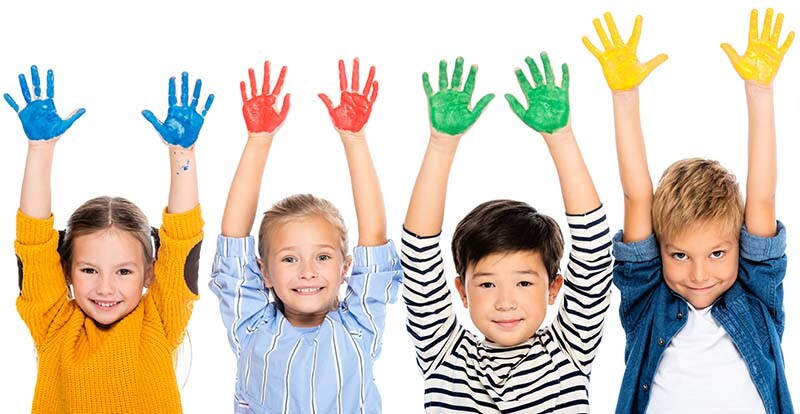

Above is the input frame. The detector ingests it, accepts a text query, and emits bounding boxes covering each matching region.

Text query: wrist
[745,80,774,98]
[27,140,57,153]
[429,129,462,151]
[339,129,366,146]
[247,131,276,143]
[611,88,639,102]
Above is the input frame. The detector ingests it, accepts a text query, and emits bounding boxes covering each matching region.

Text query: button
[677,311,684,319]
[658,338,665,346]
[642,384,649,392]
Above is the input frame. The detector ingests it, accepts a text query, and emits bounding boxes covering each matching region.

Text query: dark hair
[451,199,564,284]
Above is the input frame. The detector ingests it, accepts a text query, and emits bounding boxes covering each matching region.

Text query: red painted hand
[241,61,290,133]
[318,58,378,132]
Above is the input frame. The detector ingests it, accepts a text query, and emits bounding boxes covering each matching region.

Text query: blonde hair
[652,158,744,242]
[257,194,348,311]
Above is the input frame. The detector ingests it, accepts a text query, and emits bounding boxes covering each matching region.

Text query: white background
[1,0,798,412]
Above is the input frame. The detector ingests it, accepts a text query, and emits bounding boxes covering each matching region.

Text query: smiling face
[660,220,740,309]
[263,215,351,328]
[455,250,563,346]
[69,228,153,327]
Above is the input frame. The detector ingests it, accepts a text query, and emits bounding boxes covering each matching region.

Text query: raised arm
[221,62,290,237]
[404,57,494,234]
[721,8,793,237]
[319,58,385,245]
[583,13,667,242]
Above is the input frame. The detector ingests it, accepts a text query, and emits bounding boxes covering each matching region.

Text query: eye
[80,268,97,275]
[317,254,332,262]
[710,250,726,259]
[281,256,297,264]
[518,281,533,287]
[478,282,495,289]
[670,252,688,261]
[117,268,133,276]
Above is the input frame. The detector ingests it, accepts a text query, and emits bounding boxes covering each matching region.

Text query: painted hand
[423,57,495,136]
[241,61,290,133]
[721,8,794,85]
[142,72,214,149]
[505,52,569,134]
[319,58,377,133]
[582,13,668,91]
[4,65,86,141]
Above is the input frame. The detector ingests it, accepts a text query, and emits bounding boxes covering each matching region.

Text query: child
[209,59,402,413]
[583,10,794,413]
[9,67,211,412]
[401,55,612,413]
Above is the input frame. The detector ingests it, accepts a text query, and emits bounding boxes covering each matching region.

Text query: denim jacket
[612,222,792,414]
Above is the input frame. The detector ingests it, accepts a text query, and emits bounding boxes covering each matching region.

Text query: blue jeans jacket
[612,223,792,414]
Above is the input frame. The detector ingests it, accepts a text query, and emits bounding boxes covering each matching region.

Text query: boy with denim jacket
[583,10,794,413]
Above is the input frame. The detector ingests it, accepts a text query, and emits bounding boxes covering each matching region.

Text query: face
[69,228,153,327]
[455,250,563,347]
[263,216,351,328]
[660,220,739,309]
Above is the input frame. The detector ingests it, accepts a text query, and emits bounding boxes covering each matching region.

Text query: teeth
[296,288,321,293]
[94,301,117,308]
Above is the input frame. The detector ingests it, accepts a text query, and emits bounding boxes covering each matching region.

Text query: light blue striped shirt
[210,235,402,414]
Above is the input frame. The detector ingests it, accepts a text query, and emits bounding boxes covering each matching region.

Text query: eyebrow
[75,261,139,268]
[275,244,338,254]
[664,241,734,251]
[472,270,541,278]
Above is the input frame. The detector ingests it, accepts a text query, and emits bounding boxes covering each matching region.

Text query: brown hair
[60,196,155,280]
[257,194,348,311]
[451,199,564,284]
[652,158,744,242]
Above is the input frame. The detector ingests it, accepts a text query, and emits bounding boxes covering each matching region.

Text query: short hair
[257,194,348,311]
[653,158,744,242]
[451,199,564,284]
[60,196,155,280]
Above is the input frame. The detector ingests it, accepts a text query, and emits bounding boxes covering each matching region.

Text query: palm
[721,8,794,85]
[319,58,378,133]
[142,71,214,149]
[331,92,372,132]
[240,61,290,134]
[423,57,494,136]
[600,49,648,91]
[505,53,569,134]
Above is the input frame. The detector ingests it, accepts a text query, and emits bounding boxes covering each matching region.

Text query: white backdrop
[1,0,798,412]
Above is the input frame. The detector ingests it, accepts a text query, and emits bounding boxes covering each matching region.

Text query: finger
[142,109,167,136]
[352,57,360,91]
[541,52,555,86]
[470,93,495,120]
[191,79,202,109]
[592,17,612,49]
[451,56,464,89]
[761,8,773,41]
[318,93,335,115]
[4,94,20,112]
[240,81,248,102]
[504,93,526,120]
[249,67,258,98]
[18,74,31,104]
[463,64,477,97]
[721,43,741,65]
[168,76,177,107]
[524,56,543,86]
[779,31,795,55]
[369,81,379,102]
[438,59,448,90]
[46,69,54,99]
[362,65,375,96]
[629,15,643,51]
[201,94,215,117]
[31,65,41,98]
[422,72,433,97]
[749,9,758,42]
[561,63,570,91]
[338,59,347,92]
[273,65,287,96]
[263,61,271,95]
[582,36,603,59]
[180,72,189,106]
[604,12,624,46]
[772,12,784,44]
[62,108,86,127]
[278,93,291,122]
[643,54,668,76]
[514,68,533,96]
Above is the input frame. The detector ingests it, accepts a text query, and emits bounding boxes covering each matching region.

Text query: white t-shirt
[646,302,765,414]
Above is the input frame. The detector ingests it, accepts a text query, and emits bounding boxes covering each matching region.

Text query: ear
[454,276,468,308]
[548,274,564,305]
[258,258,274,289]
[341,255,353,283]
[143,263,155,288]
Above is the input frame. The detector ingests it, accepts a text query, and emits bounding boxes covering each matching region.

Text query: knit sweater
[15,205,203,414]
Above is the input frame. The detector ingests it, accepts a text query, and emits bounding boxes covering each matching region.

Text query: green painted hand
[505,52,569,134]
[423,57,494,135]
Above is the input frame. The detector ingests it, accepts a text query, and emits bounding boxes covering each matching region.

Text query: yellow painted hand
[721,8,794,85]
[582,13,668,91]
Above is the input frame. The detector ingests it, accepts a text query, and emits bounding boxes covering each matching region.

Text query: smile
[293,287,324,295]
[92,300,121,309]
[493,319,522,329]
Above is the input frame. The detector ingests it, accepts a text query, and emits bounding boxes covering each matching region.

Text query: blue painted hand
[142,72,214,148]
[4,65,86,141]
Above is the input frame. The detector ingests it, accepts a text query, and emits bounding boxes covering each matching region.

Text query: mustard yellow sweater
[15,205,203,414]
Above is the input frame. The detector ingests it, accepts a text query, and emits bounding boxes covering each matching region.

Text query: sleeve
[208,234,272,356]
[400,228,462,378]
[549,205,614,375]
[610,228,663,335]
[147,204,204,349]
[737,221,787,332]
[341,239,403,360]
[15,210,73,348]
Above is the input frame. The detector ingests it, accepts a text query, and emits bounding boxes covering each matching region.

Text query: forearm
[221,134,273,237]
[542,125,601,214]
[20,142,56,219]
[744,81,777,236]
[340,130,386,246]
[612,89,654,242]
[167,147,199,214]
[404,131,461,235]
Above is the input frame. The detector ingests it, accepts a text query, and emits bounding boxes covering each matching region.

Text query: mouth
[91,299,122,310]
[493,319,522,329]
[293,287,324,296]
[688,284,717,293]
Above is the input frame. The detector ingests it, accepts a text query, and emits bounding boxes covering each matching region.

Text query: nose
[96,274,115,295]
[494,286,517,311]
[299,261,318,280]
[689,260,709,284]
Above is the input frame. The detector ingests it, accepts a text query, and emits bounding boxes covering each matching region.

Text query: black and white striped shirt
[401,206,612,413]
